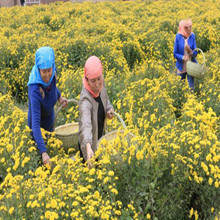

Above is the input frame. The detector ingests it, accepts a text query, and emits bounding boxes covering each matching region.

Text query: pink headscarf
[83,56,103,98]
[178,19,192,38]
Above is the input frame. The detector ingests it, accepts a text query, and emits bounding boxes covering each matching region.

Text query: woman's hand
[42,152,50,166]
[107,108,114,119]
[86,143,94,160]
[86,143,94,168]
[59,96,68,108]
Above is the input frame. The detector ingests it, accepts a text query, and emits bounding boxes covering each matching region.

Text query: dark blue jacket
[28,76,61,154]
[174,33,197,71]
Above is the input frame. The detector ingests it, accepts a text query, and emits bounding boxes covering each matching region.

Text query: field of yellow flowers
[0,0,219,219]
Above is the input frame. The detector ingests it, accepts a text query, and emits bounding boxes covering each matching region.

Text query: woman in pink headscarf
[78,56,114,163]
[174,19,198,91]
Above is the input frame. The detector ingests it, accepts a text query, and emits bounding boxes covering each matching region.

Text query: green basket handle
[112,111,126,129]
[53,98,78,130]
[193,48,206,67]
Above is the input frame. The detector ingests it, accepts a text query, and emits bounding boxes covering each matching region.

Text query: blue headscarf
[27,47,56,88]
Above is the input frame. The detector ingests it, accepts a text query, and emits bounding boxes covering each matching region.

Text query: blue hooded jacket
[174,33,198,72]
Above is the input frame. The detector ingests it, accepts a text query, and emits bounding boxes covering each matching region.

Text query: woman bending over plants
[27,47,67,165]
[78,56,114,166]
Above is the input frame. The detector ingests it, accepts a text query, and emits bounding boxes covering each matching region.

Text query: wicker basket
[97,130,135,148]
[97,112,135,151]
[55,122,79,152]
[54,99,79,153]
[186,48,206,79]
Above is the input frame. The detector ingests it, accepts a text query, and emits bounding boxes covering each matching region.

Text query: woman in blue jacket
[174,19,197,91]
[27,47,67,165]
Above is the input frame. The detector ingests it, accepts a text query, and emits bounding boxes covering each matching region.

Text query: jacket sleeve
[191,34,198,58]
[174,35,184,62]
[106,95,114,113]
[56,88,61,100]
[103,83,114,112]
[79,97,93,160]
[54,74,61,100]
[30,88,47,154]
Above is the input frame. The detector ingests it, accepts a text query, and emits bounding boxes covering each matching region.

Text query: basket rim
[97,129,135,146]
[55,122,79,137]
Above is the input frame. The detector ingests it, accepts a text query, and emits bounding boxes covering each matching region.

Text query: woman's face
[184,25,192,36]
[87,75,103,94]
[40,67,53,83]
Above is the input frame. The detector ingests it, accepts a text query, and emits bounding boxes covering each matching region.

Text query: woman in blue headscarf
[28,47,67,165]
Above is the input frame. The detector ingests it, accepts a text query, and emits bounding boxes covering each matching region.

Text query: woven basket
[97,130,135,149]
[186,48,206,79]
[97,112,134,151]
[54,99,79,153]
[55,122,79,151]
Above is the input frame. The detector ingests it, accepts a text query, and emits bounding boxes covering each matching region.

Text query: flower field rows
[0,0,219,219]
